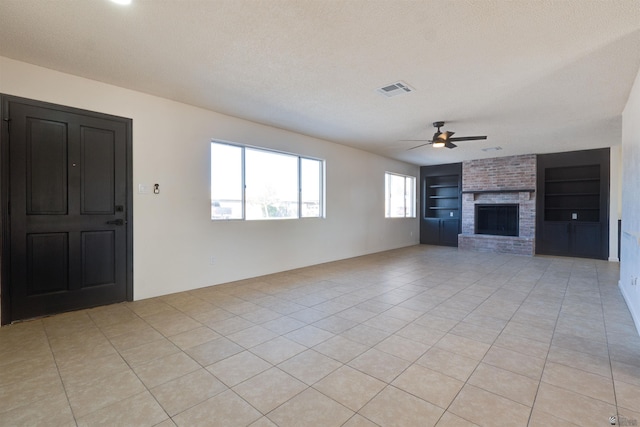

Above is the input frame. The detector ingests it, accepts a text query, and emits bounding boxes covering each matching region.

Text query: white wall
[609,145,622,262]
[0,57,420,301]
[620,64,640,334]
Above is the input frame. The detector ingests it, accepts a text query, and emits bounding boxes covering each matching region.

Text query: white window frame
[385,172,416,218]
[211,140,325,221]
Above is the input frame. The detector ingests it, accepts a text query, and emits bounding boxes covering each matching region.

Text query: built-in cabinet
[420,163,461,247]
[536,149,609,259]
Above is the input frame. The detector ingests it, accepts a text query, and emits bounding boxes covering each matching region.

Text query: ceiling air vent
[376,81,414,97]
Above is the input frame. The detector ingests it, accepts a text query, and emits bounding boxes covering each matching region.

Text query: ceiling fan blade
[408,142,433,150]
[403,122,486,150]
[433,131,455,142]
[449,136,487,142]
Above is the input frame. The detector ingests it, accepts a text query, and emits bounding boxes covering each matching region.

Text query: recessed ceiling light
[110,0,132,5]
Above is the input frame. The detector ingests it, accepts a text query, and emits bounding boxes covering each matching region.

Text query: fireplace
[458,154,536,256]
[475,204,519,236]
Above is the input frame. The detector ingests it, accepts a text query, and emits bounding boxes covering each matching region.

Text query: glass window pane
[245,148,298,220]
[385,172,416,218]
[405,176,416,217]
[301,158,322,218]
[211,143,243,219]
[388,174,406,218]
[385,173,391,216]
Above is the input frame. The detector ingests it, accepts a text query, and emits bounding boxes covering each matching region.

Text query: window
[211,143,243,219]
[300,158,322,218]
[211,141,324,220]
[385,172,416,218]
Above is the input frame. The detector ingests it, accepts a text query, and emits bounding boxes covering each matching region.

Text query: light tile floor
[1,245,639,427]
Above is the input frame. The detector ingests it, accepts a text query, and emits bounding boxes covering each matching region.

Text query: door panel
[2,97,132,322]
[81,126,115,214]
[82,231,116,287]
[26,118,68,214]
[27,233,69,295]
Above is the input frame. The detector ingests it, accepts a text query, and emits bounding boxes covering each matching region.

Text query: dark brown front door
[1,96,132,324]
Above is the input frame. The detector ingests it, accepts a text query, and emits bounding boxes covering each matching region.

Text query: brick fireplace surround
[458,155,536,255]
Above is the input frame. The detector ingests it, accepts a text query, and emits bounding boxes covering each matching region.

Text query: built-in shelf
[545,193,599,197]
[545,178,600,183]
[543,164,600,223]
[544,207,599,210]
[425,174,459,219]
[421,165,462,247]
[536,151,609,260]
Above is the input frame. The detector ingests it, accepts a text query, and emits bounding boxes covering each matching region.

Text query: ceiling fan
[404,121,487,149]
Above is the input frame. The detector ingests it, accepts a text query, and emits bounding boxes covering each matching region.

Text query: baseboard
[608,256,620,262]
[619,280,640,337]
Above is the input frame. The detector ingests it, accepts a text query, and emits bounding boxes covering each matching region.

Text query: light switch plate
[572,213,578,220]
[138,184,151,194]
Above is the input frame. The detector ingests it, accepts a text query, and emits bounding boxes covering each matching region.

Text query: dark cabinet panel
[441,219,460,246]
[421,218,440,245]
[540,221,602,258]
[420,163,461,247]
[536,149,609,259]
[420,218,458,247]
[540,222,571,255]
[572,223,602,258]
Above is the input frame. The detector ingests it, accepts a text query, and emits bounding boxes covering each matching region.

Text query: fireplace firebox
[475,204,519,236]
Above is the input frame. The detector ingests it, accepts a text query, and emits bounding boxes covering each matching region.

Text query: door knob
[106,219,125,226]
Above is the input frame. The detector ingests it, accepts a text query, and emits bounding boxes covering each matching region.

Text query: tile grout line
[432,254,546,426]
[6,247,635,426]
[91,304,179,425]
[596,260,620,423]
[40,319,80,427]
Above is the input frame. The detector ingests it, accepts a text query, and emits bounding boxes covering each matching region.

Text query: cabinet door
[441,219,460,246]
[572,223,602,258]
[421,218,441,245]
[540,222,570,255]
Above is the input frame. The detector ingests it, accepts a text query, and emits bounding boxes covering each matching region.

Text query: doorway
[1,96,133,324]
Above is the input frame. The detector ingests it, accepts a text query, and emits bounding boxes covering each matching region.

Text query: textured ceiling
[1,0,639,165]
